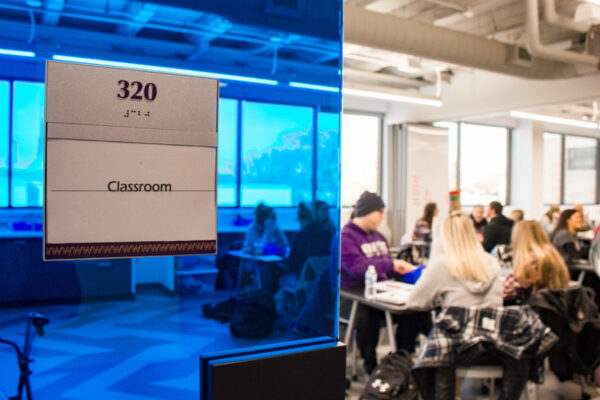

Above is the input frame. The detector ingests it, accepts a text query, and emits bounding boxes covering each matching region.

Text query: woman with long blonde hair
[407,212,503,309]
[504,220,569,302]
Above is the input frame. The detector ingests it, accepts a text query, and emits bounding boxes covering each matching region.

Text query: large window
[317,112,340,206]
[0,81,8,207]
[0,83,339,209]
[341,113,380,207]
[241,101,314,207]
[459,123,508,205]
[217,99,238,207]
[11,82,45,207]
[543,132,599,205]
[435,122,509,205]
[564,136,597,204]
[543,133,562,205]
[433,121,458,191]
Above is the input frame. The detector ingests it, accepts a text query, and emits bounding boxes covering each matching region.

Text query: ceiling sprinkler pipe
[526,0,599,66]
[543,0,590,33]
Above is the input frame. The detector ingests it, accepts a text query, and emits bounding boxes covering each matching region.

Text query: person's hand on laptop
[393,259,415,274]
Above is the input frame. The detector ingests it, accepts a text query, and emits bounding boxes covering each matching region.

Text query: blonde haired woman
[503,220,569,302]
[407,212,502,310]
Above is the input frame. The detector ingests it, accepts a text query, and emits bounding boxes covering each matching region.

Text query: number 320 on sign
[117,80,157,101]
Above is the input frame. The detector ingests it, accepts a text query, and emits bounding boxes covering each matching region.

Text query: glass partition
[0,1,342,399]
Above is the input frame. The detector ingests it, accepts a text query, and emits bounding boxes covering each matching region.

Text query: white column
[511,120,545,219]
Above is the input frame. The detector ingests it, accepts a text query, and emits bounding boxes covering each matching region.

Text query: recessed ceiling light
[511,111,599,129]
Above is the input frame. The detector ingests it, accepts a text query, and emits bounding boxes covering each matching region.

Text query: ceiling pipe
[343,67,429,87]
[526,0,599,67]
[344,5,580,80]
[543,0,590,33]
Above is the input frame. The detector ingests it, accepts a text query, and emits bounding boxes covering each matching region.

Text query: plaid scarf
[414,306,558,369]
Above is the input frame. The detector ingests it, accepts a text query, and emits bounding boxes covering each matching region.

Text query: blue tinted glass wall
[0,81,8,207]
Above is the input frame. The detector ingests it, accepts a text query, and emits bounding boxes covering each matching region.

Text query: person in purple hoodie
[341,191,430,374]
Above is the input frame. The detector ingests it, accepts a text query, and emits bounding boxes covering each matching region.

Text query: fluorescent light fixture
[52,55,279,85]
[342,82,442,107]
[288,82,339,93]
[583,0,600,6]
[510,111,599,129]
[0,48,36,57]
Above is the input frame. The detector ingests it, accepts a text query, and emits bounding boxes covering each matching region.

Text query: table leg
[577,270,587,284]
[385,311,397,352]
[344,300,358,346]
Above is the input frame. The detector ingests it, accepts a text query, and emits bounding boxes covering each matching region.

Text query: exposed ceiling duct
[543,0,589,33]
[344,4,587,80]
[526,0,598,67]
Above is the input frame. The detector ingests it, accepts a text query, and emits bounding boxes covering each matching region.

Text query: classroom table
[228,250,286,294]
[340,285,415,353]
[572,259,596,284]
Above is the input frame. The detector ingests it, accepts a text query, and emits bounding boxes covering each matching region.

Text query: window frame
[544,131,600,206]
[1,78,46,209]
[238,99,316,208]
[457,121,511,206]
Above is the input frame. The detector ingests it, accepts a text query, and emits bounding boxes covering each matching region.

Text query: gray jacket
[407,253,503,310]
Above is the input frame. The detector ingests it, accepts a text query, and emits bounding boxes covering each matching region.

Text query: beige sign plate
[44,61,218,260]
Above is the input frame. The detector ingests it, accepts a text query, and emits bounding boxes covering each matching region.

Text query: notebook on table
[373,280,413,305]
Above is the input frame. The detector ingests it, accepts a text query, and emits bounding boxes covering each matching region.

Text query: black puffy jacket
[482,214,514,253]
[528,287,600,381]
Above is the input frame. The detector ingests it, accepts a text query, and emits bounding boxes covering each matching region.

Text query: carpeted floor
[0,286,299,400]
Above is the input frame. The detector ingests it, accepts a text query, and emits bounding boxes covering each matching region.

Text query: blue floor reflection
[0,287,299,400]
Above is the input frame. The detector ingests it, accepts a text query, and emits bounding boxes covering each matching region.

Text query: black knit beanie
[354,191,385,217]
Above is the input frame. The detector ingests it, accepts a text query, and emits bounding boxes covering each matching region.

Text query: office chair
[0,312,50,400]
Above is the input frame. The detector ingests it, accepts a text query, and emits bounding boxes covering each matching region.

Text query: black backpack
[230,290,277,338]
[360,350,419,400]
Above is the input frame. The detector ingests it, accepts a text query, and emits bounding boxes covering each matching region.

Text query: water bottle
[364,265,377,300]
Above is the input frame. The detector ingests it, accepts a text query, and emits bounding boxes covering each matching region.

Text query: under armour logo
[371,378,390,392]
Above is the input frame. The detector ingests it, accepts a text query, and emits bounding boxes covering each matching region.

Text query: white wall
[385,69,600,130]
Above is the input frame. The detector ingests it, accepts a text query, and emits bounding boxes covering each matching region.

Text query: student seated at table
[551,209,600,307]
[241,203,289,294]
[287,201,334,276]
[313,200,336,235]
[510,209,524,223]
[551,209,587,266]
[541,204,560,235]
[340,191,429,374]
[470,204,487,243]
[242,203,289,254]
[407,212,503,310]
[482,201,513,253]
[503,220,569,303]
[575,203,594,231]
[413,202,437,246]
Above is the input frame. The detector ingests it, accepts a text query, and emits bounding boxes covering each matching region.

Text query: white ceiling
[342,0,600,122]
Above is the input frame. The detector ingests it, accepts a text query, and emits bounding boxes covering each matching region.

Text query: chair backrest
[298,256,330,293]
[588,232,600,276]
[528,287,600,380]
